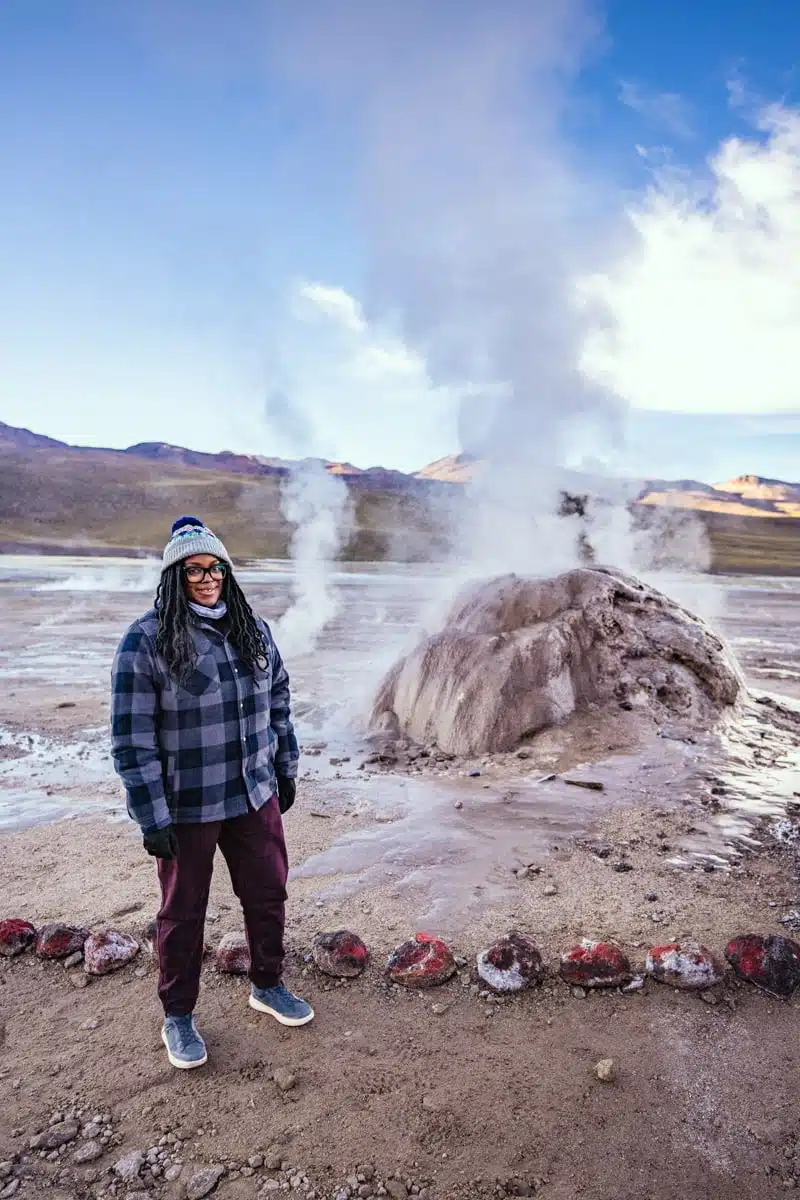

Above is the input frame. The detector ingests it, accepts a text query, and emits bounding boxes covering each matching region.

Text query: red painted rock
[313,930,369,978]
[35,923,89,960]
[386,933,457,988]
[646,941,723,990]
[84,930,139,975]
[476,932,544,992]
[559,939,632,988]
[0,918,36,957]
[725,934,800,997]
[215,931,251,974]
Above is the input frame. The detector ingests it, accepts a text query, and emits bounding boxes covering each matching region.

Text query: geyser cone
[369,567,743,757]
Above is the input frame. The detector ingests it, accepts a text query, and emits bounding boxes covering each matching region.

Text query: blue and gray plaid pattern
[111,609,298,832]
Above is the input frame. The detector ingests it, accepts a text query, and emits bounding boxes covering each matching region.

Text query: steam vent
[369,567,743,757]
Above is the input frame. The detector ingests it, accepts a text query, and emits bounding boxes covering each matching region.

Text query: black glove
[277,777,296,815]
[143,825,178,860]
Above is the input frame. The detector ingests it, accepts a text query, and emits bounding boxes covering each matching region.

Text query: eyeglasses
[181,562,227,583]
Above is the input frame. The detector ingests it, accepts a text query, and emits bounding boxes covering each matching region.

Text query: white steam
[269,0,628,583]
[273,460,355,658]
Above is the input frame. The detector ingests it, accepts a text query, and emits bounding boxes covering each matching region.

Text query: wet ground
[0,557,799,929]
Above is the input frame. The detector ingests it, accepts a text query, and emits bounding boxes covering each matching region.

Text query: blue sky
[0,0,798,481]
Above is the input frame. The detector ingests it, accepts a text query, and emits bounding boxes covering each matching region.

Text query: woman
[111,516,313,1070]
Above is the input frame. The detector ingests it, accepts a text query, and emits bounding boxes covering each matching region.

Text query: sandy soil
[2,569,800,1200]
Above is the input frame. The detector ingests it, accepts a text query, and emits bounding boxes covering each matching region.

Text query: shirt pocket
[176,653,221,698]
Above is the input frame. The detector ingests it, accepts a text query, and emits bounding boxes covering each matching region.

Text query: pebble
[0,1166,11,1181]
[185,1165,226,1200]
[646,941,724,991]
[113,1151,145,1183]
[386,933,457,988]
[36,923,89,960]
[264,1148,283,1171]
[74,1141,104,1164]
[165,1165,183,1182]
[542,884,558,897]
[215,932,251,974]
[63,951,84,970]
[273,1067,297,1093]
[84,929,139,975]
[725,934,800,997]
[560,940,632,989]
[594,1058,616,1083]
[476,932,544,992]
[0,1182,20,1200]
[0,918,36,957]
[247,1155,264,1169]
[313,930,369,978]
[385,1183,408,1199]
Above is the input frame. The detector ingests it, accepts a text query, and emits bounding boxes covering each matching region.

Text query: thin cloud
[619,79,695,138]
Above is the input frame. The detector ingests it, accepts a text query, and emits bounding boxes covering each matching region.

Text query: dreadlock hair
[155,564,270,683]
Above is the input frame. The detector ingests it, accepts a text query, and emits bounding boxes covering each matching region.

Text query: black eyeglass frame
[181,562,228,582]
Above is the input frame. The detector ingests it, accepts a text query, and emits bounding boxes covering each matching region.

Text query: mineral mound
[369,567,742,757]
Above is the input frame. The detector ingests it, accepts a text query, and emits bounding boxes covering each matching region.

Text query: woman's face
[181,554,226,607]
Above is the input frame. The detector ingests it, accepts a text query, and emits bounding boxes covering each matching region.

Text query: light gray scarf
[189,600,228,621]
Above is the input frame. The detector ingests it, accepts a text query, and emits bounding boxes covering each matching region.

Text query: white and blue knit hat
[162,516,232,571]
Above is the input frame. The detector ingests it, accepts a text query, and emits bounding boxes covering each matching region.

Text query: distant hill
[0,421,797,572]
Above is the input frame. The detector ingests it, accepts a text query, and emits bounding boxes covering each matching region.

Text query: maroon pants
[156,799,288,1017]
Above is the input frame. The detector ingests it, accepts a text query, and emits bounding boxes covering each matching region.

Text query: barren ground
[2,565,800,1200]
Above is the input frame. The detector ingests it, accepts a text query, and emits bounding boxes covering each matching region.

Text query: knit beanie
[162,516,232,571]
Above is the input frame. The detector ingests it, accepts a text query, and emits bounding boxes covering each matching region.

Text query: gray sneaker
[249,983,314,1026]
[161,1014,208,1069]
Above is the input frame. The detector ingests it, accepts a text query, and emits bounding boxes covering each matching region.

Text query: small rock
[215,932,251,974]
[594,1058,615,1083]
[386,933,457,988]
[453,800,463,810]
[273,1068,297,1093]
[431,1003,450,1015]
[264,1148,283,1171]
[185,1165,225,1200]
[559,940,632,989]
[613,860,633,873]
[31,1120,80,1150]
[165,1165,183,1182]
[645,892,658,903]
[476,932,544,992]
[0,1181,20,1199]
[71,973,90,989]
[84,929,139,975]
[313,930,369,978]
[570,986,588,999]
[63,951,84,970]
[0,1166,11,1181]
[646,941,724,990]
[74,1141,103,1164]
[621,975,645,993]
[36,923,89,960]
[725,934,800,997]
[247,1156,263,1169]
[468,770,481,778]
[542,883,558,897]
[113,1151,145,1183]
[0,918,36,957]
[385,1183,408,1199]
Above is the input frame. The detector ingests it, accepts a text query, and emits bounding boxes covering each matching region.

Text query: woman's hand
[276,777,296,814]
[143,825,179,859]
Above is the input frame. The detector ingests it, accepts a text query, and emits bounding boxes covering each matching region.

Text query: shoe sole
[248,994,315,1026]
[161,1026,208,1069]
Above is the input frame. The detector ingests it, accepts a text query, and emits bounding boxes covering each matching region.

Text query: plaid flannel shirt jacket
[110,608,299,832]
